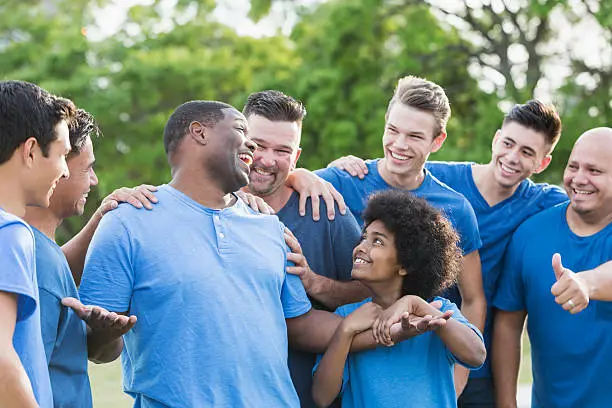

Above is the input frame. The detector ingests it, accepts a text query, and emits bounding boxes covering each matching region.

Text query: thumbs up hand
[550,253,590,314]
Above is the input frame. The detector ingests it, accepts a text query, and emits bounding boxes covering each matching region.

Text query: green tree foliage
[1,0,609,240]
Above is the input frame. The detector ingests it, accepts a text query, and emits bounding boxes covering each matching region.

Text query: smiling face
[563,129,612,220]
[25,120,71,207]
[490,121,552,189]
[49,137,98,219]
[204,107,256,193]
[247,114,302,197]
[351,220,406,285]
[381,104,446,177]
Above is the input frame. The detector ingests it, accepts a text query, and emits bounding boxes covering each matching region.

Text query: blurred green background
[2,0,609,405]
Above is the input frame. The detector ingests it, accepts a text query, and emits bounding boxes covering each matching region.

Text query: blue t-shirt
[33,227,92,408]
[426,161,568,377]
[315,297,483,408]
[79,185,312,408]
[0,209,53,407]
[278,191,362,408]
[316,159,482,256]
[494,203,612,408]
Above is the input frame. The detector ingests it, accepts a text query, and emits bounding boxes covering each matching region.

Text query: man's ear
[430,131,447,153]
[291,148,302,171]
[189,121,207,146]
[534,155,552,174]
[398,267,408,277]
[21,137,39,168]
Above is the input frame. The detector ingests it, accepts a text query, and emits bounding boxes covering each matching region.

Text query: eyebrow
[503,136,536,155]
[371,231,390,239]
[387,122,426,136]
[250,138,294,151]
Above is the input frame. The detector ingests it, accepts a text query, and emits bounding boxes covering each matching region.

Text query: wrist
[579,271,597,299]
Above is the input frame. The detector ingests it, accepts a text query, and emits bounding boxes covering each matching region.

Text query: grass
[88,331,535,407]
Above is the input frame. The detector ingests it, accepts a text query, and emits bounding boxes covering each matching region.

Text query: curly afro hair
[362,190,462,300]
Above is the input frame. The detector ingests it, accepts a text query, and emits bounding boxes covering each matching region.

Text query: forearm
[62,212,103,286]
[312,325,353,408]
[307,276,370,310]
[492,318,523,408]
[0,355,39,407]
[87,333,124,364]
[437,319,486,368]
[460,294,486,332]
[583,261,612,301]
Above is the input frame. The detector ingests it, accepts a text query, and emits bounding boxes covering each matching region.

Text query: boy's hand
[97,184,159,216]
[328,155,368,179]
[341,302,383,335]
[235,190,275,214]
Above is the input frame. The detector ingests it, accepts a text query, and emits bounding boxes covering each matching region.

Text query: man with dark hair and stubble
[325,100,567,405]
[0,80,75,408]
[76,99,450,407]
[243,90,367,408]
[24,108,158,408]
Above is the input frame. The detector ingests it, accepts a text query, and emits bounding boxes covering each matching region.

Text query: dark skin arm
[62,297,136,363]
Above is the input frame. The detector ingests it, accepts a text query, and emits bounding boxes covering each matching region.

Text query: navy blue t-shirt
[278,191,362,408]
[33,227,92,408]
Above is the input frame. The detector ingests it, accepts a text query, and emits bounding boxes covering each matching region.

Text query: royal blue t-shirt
[79,185,312,408]
[315,297,483,408]
[426,161,568,377]
[33,227,92,408]
[494,203,612,407]
[0,209,53,407]
[278,191,362,408]
[316,160,482,256]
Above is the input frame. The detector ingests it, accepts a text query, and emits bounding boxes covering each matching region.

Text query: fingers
[327,182,347,217]
[429,300,443,310]
[106,185,160,211]
[247,194,260,213]
[286,252,306,267]
[298,191,308,217]
[311,193,321,221]
[98,199,119,216]
[61,297,92,321]
[552,253,566,281]
[283,231,303,255]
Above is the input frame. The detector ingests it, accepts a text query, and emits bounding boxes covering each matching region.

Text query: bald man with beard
[493,127,612,408]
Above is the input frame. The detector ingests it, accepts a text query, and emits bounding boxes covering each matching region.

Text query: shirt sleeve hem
[284,303,312,319]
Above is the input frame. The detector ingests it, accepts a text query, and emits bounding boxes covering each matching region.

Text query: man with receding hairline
[493,127,612,407]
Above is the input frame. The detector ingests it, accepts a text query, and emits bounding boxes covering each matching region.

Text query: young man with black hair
[0,80,75,408]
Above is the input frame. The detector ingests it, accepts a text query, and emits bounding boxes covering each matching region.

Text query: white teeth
[574,189,593,195]
[500,163,519,174]
[254,168,273,176]
[390,151,409,161]
[238,154,252,166]
[355,258,367,264]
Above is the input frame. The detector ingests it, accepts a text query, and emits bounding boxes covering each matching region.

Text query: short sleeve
[492,232,527,312]
[436,297,484,369]
[0,223,36,320]
[39,288,61,363]
[78,211,134,312]
[314,167,344,191]
[281,244,312,319]
[330,210,362,282]
[454,199,482,255]
[538,184,569,210]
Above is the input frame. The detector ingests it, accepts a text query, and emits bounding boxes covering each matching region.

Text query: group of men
[0,74,611,408]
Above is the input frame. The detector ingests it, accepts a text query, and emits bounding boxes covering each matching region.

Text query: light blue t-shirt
[426,161,568,377]
[33,227,92,408]
[315,297,483,408]
[494,203,612,407]
[316,160,482,256]
[0,209,53,407]
[79,185,312,408]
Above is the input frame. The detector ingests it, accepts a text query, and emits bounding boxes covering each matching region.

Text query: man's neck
[249,185,294,213]
[472,163,521,206]
[378,159,425,190]
[23,207,61,241]
[566,206,612,237]
[0,176,27,218]
[170,168,236,209]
